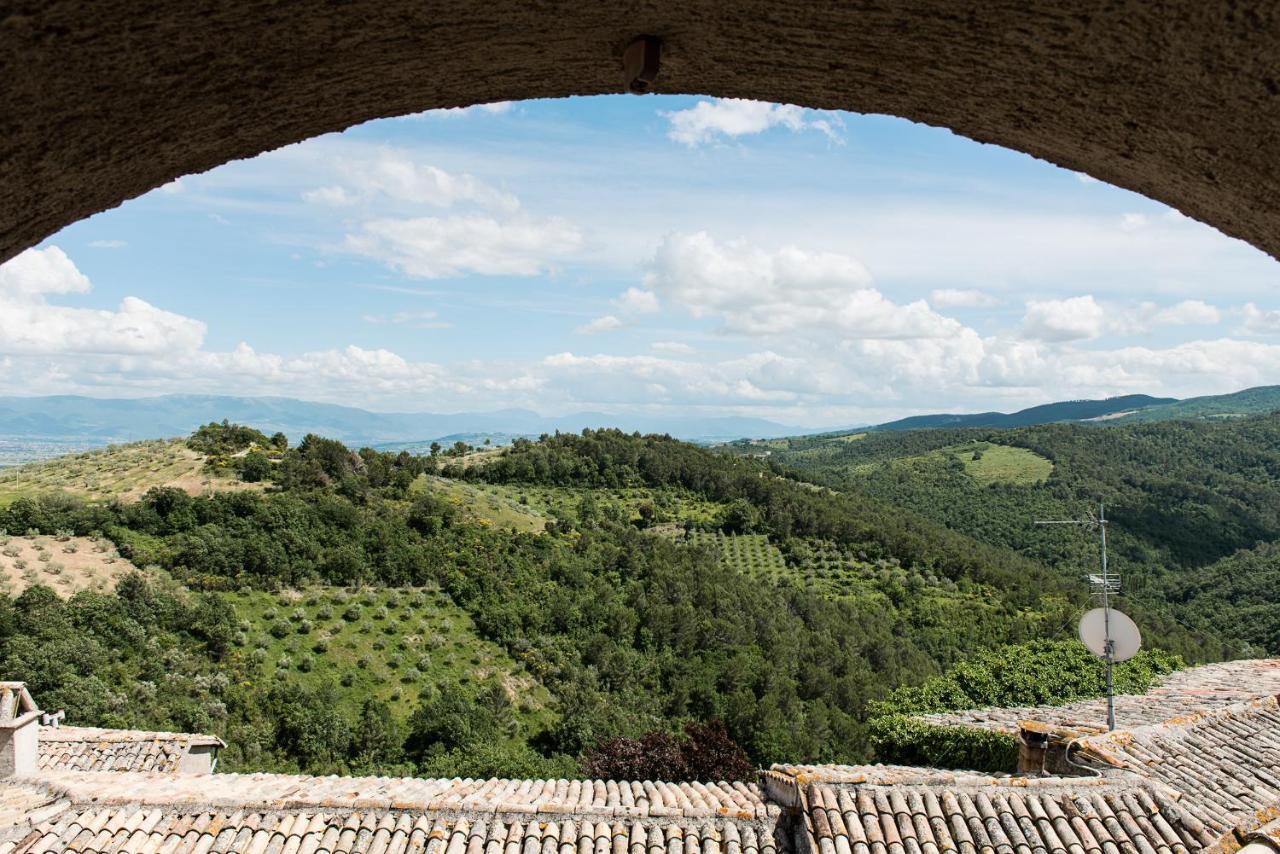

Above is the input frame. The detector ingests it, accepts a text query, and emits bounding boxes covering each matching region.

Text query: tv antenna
[1035,502,1141,731]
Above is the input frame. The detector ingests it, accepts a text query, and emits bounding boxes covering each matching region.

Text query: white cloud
[644,232,962,340]
[1022,295,1223,342]
[576,315,623,335]
[88,240,127,249]
[614,287,660,314]
[663,99,843,146]
[419,101,515,118]
[1242,303,1280,334]
[1152,300,1220,326]
[0,247,206,357]
[344,214,582,278]
[1022,295,1107,342]
[929,288,1000,309]
[303,149,518,213]
[0,247,90,300]
[652,341,695,355]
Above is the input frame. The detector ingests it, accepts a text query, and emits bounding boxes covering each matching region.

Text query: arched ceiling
[1,2,1278,265]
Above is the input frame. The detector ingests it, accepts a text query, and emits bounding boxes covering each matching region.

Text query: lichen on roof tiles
[1076,695,1280,836]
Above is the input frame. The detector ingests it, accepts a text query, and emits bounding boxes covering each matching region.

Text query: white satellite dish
[1078,607,1142,662]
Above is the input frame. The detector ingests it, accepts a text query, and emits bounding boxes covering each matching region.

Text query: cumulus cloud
[929,288,1001,309]
[1242,303,1280,334]
[1023,295,1224,342]
[652,341,695,355]
[614,287,660,314]
[663,99,843,146]
[644,232,962,340]
[576,315,623,335]
[1022,295,1109,342]
[0,246,91,300]
[344,214,581,278]
[0,247,206,357]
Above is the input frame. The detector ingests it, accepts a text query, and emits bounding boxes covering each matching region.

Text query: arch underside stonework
[1,1,1277,263]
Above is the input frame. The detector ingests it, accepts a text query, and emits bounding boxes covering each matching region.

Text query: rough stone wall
[1,2,1278,263]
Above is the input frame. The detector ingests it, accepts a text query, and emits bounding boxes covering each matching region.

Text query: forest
[724,414,1280,658]
[0,423,1235,778]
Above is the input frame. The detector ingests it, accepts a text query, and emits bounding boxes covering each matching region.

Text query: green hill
[722,414,1280,658]
[1110,385,1280,423]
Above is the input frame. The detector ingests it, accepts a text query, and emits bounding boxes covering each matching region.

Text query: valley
[0,415,1266,779]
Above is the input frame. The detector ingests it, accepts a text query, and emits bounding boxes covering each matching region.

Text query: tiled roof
[769,764,1028,787]
[1076,696,1280,837]
[28,770,773,820]
[804,779,1212,854]
[0,771,784,854]
[37,727,223,774]
[919,658,1280,737]
[0,805,785,854]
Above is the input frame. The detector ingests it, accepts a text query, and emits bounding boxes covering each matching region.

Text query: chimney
[0,683,41,777]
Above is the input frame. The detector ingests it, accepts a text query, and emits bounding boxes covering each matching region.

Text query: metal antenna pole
[1098,502,1115,731]
[1036,501,1118,731]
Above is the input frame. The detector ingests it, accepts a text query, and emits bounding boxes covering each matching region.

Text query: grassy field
[961,443,1054,485]
[844,441,1053,487]
[224,586,554,729]
[409,476,548,533]
[0,439,258,506]
[514,485,727,528]
[0,534,138,596]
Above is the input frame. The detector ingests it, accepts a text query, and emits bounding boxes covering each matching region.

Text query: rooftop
[2,663,1280,852]
[919,658,1280,738]
[37,727,224,775]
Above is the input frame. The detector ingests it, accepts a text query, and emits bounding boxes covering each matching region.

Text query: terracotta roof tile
[22,771,775,822]
[36,726,224,774]
[1077,696,1280,836]
[920,658,1280,737]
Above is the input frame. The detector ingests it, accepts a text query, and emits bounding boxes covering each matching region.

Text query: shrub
[269,620,292,639]
[868,714,1018,773]
[584,720,753,782]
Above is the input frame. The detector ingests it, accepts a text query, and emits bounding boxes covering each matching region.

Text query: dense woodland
[727,415,1280,658]
[0,422,1242,778]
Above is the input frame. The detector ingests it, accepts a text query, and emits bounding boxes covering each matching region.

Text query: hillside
[1110,385,1280,424]
[867,393,1174,431]
[0,438,260,506]
[722,414,1280,657]
[0,423,1223,780]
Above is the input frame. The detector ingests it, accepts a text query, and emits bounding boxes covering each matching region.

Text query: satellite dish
[1078,608,1142,662]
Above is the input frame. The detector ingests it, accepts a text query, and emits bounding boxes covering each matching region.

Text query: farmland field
[223,586,553,729]
[0,534,138,596]
[0,439,259,506]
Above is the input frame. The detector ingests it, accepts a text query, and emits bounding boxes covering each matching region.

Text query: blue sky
[2,95,1279,427]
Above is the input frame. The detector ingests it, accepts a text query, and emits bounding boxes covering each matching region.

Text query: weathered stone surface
[1,2,1278,263]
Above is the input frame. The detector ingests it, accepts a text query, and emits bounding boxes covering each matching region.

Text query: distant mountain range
[860,386,1280,433]
[0,395,806,452]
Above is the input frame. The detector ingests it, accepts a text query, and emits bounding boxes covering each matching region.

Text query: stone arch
[1,2,1278,264]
